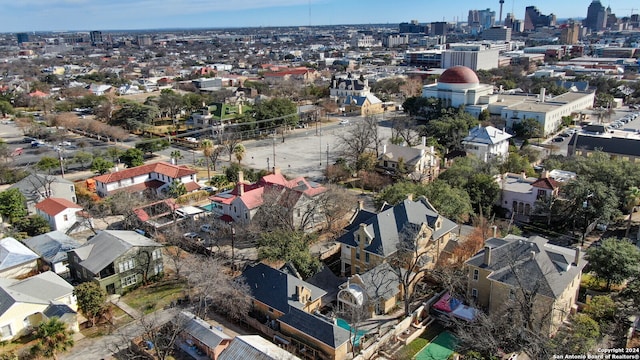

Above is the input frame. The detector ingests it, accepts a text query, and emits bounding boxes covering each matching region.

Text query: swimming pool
[200,203,214,211]
[336,318,368,346]
[415,331,457,360]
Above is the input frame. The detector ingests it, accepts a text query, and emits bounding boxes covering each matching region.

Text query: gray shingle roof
[69,230,162,274]
[336,197,457,257]
[0,272,74,317]
[9,173,73,203]
[466,235,586,298]
[357,262,401,300]
[219,335,300,360]
[277,307,351,349]
[241,263,326,314]
[43,303,76,318]
[23,231,82,265]
[379,144,424,166]
[177,311,231,349]
[0,237,39,271]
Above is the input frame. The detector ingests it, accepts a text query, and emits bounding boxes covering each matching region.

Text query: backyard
[121,279,187,314]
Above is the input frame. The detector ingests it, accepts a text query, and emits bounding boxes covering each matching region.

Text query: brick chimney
[483,245,492,266]
[573,246,581,266]
[237,171,244,196]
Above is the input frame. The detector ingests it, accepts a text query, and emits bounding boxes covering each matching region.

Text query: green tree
[584,295,617,325]
[73,282,107,327]
[624,186,640,237]
[105,147,123,163]
[252,97,298,129]
[120,148,144,168]
[36,157,60,175]
[501,151,535,175]
[466,173,500,217]
[586,238,640,290]
[0,100,14,117]
[0,188,27,223]
[170,150,183,165]
[511,118,543,139]
[258,230,321,278]
[109,101,158,131]
[157,89,184,118]
[30,317,74,359]
[13,215,51,236]
[135,139,170,155]
[72,151,93,170]
[200,139,214,180]
[423,180,473,223]
[91,157,114,175]
[550,314,600,354]
[167,180,187,198]
[233,143,246,164]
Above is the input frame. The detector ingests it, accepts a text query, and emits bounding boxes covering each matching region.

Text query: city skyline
[2,0,639,33]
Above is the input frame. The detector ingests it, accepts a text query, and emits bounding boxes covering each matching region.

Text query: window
[471,288,478,299]
[130,177,134,183]
[152,249,162,260]
[122,274,137,288]
[0,324,12,339]
[154,263,164,275]
[69,185,74,191]
[365,252,370,263]
[63,214,68,221]
[473,269,479,281]
[268,307,274,313]
[355,247,360,260]
[118,180,122,186]
[118,259,135,273]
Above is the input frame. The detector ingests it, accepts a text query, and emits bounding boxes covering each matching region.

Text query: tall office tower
[90,31,103,46]
[430,22,447,36]
[16,33,29,44]
[560,22,580,44]
[504,12,515,29]
[469,9,496,29]
[524,6,555,30]
[499,0,505,25]
[136,35,152,46]
[399,20,427,34]
[584,0,607,31]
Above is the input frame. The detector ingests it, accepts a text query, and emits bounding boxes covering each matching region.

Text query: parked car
[200,224,214,234]
[183,232,200,241]
[23,137,36,143]
[552,137,565,142]
[58,141,72,146]
[339,119,350,125]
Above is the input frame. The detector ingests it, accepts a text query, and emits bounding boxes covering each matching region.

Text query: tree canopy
[586,238,640,290]
[0,188,27,223]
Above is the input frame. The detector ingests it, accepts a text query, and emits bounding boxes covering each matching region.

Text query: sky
[1,0,639,33]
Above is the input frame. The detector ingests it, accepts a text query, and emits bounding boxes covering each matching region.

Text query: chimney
[540,87,546,103]
[273,167,281,175]
[407,193,413,201]
[382,144,387,154]
[358,200,364,210]
[237,171,244,196]
[530,250,536,260]
[573,247,581,266]
[430,146,435,154]
[542,170,550,179]
[422,136,427,147]
[521,171,527,180]
[483,245,492,266]
[492,225,497,238]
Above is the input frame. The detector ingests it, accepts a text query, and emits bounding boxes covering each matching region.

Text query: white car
[58,141,72,146]
[200,224,214,234]
[339,119,350,125]
[183,232,200,241]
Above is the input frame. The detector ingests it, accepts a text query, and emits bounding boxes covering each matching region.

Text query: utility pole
[272,134,276,171]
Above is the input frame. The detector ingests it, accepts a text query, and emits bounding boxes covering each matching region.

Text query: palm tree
[625,186,640,237]
[30,317,74,359]
[170,150,183,165]
[233,143,246,164]
[200,139,214,182]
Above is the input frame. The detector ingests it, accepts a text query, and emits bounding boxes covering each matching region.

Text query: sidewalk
[109,294,143,320]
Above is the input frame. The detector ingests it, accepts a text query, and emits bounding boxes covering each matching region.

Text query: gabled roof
[465,235,586,299]
[69,230,162,274]
[0,272,74,316]
[35,198,82,216]
[177,311,231,349]
[92,161,196,184]
[23,231,82,265]
[9,173,73,203]
[531,177,560,190]
[356,262,402,300]
[219,335,301,360]
[278,307,351,349]
[241,263,326,314]
[463,125,512,145]
[379,144,427,165]
[336,197,457,257]
[0,237,39,271]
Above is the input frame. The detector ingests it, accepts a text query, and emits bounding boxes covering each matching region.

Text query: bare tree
[109,310,183,360]
[207,145,224,172]
[336,115,383,168]
[221,133,243,162]
[390,116,422,147]
[317,184,357,232]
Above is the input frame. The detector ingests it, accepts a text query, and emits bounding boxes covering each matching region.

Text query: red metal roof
[531,177,560,190]
[35,198,82,216]
[93,161,196,184]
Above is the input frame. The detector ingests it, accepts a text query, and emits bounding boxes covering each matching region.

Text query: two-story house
[497,172,561,222]
[377,139,440,183]
[67,230,164,295]
[9,173,76,214]
[465,235,585,335]
[91,161,199,197]
[462,125,512,163]
[23,231,82,278]
[241,263,352,360]
[34,197,91,234]
[329,74,384,115]
[336,196,457,276]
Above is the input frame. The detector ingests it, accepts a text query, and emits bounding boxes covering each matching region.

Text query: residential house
[91,161,199,197]
[263,67,318,85]
[336,196,457,276]
[0,237,39,279]
[342,94,385,116]
[175,310,232,360]
[219,335,301,360]
[210,170,326,229]
[35,197,91,234]
[462,125,512,163]
[377,140,440,183]
[337,262,403,316]
[241,263,351,360]
[67,230,164,295]
[23,231,82,277]
[9,173,76,214]
[0,271,78,341]
[465,235,585,335]
[329,74,384,116]
[496,172,560,222]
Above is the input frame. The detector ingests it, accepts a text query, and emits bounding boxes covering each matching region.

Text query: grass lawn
[121,279,186,314]
[581,273,623,292]
[395,323,444,360]
[81,305,134,338]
